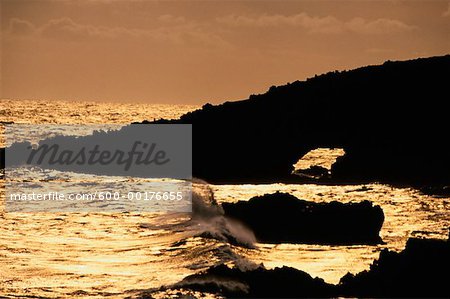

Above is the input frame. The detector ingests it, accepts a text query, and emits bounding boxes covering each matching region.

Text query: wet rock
[222,192,384,245]
[171,263,336,298]
[339,234,450,297]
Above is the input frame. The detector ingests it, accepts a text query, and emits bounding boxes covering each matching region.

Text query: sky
[1,0,449,104]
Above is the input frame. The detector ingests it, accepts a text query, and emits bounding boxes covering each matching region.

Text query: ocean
[1,99,449,298]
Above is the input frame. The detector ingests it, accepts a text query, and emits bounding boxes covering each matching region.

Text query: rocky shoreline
[143,55,450,188]
[158,234,449,298]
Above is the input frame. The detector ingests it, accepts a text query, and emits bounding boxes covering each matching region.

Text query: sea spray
[191,179,256,248]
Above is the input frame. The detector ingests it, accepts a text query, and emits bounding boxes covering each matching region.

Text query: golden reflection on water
[1,99,198,147]
[0,211,195,297]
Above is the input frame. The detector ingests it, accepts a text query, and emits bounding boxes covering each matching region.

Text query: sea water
[1,99,448,298]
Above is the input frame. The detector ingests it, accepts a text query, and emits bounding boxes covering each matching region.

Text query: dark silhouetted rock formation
[143,55,450,185]
[221,192,384,245]
[339,235,450,297]
[163,234,449,298]
[171,263,336,298]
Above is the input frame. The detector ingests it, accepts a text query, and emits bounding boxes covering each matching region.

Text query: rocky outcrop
[171,263,336,298]
[339,235,450,297]
[221,192,384,245]
[163,234,449,298]
[144,55,450,185]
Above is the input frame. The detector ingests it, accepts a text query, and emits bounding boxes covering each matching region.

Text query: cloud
[345,17,416,34]
[8,18,36,36]
[217,13,342,34]
[216,13,415,34]
[6,17,231,48]
[40,17,126,40]
[7,17,134,40]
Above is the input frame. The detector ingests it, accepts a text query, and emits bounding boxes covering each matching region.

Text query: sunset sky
[1,0,449,104]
